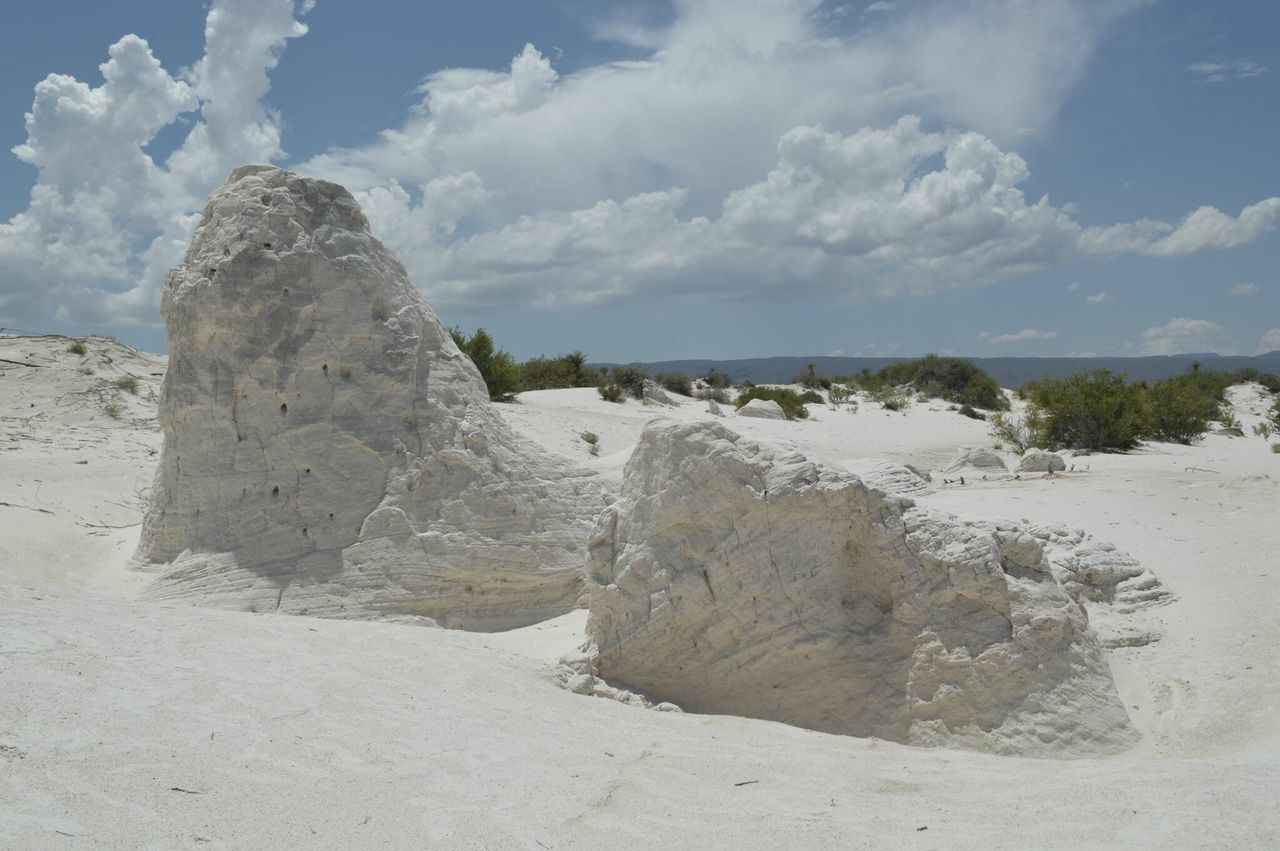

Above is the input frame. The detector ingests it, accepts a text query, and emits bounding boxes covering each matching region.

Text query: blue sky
[1,0,1277,361]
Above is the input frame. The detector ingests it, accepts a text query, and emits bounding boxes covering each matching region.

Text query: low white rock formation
[841,458,933,496]
[1018,449,1066,473]
[736,398,786,419]
[706,399,724,416]
[944,445,1007,473]
[585,421,1138,756]
[136,166,606,630]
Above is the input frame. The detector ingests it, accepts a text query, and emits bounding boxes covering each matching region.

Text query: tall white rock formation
[136,166,606,629]
[585,421,1138,756]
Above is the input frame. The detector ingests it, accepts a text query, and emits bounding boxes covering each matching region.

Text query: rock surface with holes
[136,166,606,629]
[585,420,1137,756]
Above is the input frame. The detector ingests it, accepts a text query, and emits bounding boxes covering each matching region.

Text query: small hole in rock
[260,194,271,204]
[208,268,216,276]
[304,468,311,474]
[280,403,288,415]
[328,513,334,519]
[322,364,328,374]
[264,242,272,249]
[272,486,280,496]
[282,287,289,295]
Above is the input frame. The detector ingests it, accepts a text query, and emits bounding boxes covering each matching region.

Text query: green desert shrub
[700,368,732,389]
[67,339,87,355]
[521,351,591,390]
[449,327,522,401]
[654,371,694,397]
[792,363,831,390]
[696,387,730,404]
[1022,370,1149,451]
[872,385,910,411]
[114,375,139,395]
[798,390,823,405]
[873,354,1008,410]
[734,387,810,420]
[827,384,851,407]
[598,383,624,403]
[608,365,647,399]
[1270,397,1280,430]
[987,410,1044,454]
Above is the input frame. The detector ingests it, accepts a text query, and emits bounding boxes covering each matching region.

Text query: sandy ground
[2,336,1278,848]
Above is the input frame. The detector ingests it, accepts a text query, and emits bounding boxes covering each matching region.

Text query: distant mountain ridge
[591,352,1280,390]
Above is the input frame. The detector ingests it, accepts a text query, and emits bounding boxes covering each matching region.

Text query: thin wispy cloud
[1228,282,1259,296]
[1187,60,1267,83]
[979,329,1058,345]
[1085,291,1115,303]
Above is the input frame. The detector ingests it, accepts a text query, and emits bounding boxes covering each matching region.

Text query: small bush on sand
[114,375,139,395]
[1022,370,1149,451]
[654,372,694,397]
[598,383,624,403]
[872,385,910,412]
[798,390,823,405]
[701,368,731,389]
[735,387,810,420]
[827,384,851,408]
[696,388,730,404]
[521,351,592,390]
[958,404,985,421]
[873,354,1009,411]
[449,327,522,401]
[103,399,124,420]
[988,410,1043,454]
[67,339,87,355]
[609,365,647,400]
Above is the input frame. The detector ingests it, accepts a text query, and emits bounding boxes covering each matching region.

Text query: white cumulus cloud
[2,0,1278,334]
[1140,317,1229,356]
[1257,329,1280,355]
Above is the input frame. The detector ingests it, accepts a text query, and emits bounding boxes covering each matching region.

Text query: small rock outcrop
[944,445,1007,473]
[706,399,724,416]
[1018,449,1066,474]
[841,458,932,496]
[585,421,1137,756]
[136,166,605,630]
[736,398,786,419]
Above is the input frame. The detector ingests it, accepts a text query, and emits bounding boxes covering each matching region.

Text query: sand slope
[2,337,1278,848]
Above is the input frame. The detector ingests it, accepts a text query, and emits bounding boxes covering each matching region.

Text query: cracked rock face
[136,166,605,630]
[585,421,1137,756]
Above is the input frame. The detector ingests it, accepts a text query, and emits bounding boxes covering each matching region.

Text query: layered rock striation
[585,421,1138,756]
[137,166,605,629]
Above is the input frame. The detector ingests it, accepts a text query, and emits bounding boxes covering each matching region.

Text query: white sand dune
[2,335,1278,847]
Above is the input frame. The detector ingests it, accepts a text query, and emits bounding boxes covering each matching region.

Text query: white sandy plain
[2,334,1278,848]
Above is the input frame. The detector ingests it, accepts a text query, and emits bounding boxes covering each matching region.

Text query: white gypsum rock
[136,166,607,630]
[585,420,1138,756]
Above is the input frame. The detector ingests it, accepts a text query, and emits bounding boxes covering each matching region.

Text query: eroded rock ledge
[585,420,1138,756]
